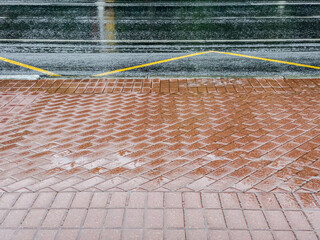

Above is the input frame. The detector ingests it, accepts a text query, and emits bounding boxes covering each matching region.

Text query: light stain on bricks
[89,167,106,175]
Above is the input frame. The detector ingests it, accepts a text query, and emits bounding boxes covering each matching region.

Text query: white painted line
[7,16,320,20]
[0,75,40,80]
[1,2,319,6]
[252,2,320,5]
[0,39,319,43]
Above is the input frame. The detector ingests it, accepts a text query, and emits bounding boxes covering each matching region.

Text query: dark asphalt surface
[0,0,319,77]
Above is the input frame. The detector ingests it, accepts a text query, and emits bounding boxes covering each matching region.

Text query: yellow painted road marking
[93,51,214,76]
[0,56,61,77]
[94,50,320,76]
[210,50,320,70]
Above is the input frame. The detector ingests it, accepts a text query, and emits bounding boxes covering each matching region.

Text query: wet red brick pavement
[0,78,319,239]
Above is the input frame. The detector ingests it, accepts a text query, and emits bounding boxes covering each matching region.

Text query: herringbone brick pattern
[0,93,39,126]
[1,78,320,240]
[0,78,319,193]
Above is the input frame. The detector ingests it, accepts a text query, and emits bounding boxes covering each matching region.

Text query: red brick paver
[0,78,319,239]
[0,191,318,239]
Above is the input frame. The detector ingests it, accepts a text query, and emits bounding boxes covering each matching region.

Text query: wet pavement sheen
[1,2,319,41]
[0,77,319,193]
[0,77,320,239]
[1,1,320,239]
[0,0,319,76]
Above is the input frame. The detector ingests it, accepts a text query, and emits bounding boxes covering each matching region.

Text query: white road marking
[0,39,319,43]
[1,2,320,7]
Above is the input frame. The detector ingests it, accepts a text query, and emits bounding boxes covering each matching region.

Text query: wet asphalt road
[0,0,319,77]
